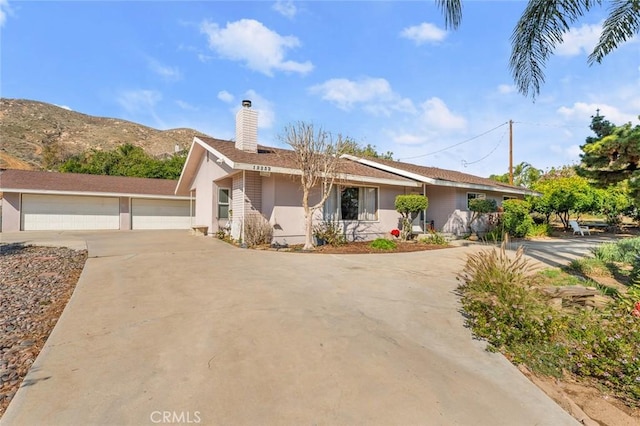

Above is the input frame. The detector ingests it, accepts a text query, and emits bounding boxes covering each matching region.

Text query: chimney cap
[241,100,252,108]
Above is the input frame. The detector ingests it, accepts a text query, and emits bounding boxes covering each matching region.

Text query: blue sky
[1,1,638,178]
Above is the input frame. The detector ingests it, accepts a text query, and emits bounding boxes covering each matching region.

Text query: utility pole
[509,119,513,185]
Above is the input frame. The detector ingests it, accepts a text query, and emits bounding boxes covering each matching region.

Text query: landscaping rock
[0,244,87,418]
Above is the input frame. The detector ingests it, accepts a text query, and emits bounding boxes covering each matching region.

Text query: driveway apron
[1,231,579,425]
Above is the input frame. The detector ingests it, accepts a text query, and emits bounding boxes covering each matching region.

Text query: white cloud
[217,90,235,104]
[557,102,638,125]
[54,104,72,111]
[176,100,197,111]
[550,144,582,163]
[241,90,275,129]
[400,23,447,45]
[117,89,162,114]
[272,0,297,19]
[420,97,467,131]
[200,18,313,76]
[309,77,415,115]
[0,0,12,27]
[389,132,428,146]
[147,58,182,81]
[197,53,213,63]
[497,84,515,94]
[556,23,600,56]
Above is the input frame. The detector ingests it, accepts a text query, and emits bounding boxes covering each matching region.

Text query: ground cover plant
[368,238,397,251]
[457,240,640,406]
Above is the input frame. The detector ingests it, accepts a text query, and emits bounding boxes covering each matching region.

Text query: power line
[462,127,508,167]
[399,121,509,161]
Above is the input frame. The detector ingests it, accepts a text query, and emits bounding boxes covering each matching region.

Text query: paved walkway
[0,231,586,426]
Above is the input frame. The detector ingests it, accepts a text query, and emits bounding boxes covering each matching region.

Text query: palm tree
[436,0,639,99]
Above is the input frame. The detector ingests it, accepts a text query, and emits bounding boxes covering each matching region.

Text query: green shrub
[428,232,448,246]
[458,242,640,403]
[502,199,534,238]
[369,238,397,251]
[593,237,640,264]
[395,195,428,241]
[527,223,553,238]
[457,243,563,351]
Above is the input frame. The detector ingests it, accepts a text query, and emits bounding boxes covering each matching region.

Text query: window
[467,192,485,209]
[324,186,378,221]
[503,196,518,201]
[218,188,230,219]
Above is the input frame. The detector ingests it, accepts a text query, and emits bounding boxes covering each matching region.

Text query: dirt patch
[519,367,640,426]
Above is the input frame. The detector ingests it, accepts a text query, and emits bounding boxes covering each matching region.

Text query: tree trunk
[303,208,314,250]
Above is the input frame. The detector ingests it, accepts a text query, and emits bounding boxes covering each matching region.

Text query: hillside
[0,98,209,170]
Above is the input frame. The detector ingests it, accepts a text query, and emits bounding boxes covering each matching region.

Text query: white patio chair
[569,220,590,236]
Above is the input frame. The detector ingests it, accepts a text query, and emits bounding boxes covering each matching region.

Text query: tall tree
[489,162,542,188]
[530,168,600,229]
[436,0,640,98]
[343,139,394,160]
[577,114,640,203]
[281,122,347,250]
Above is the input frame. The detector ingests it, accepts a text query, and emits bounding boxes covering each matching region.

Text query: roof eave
[1,188,190,199]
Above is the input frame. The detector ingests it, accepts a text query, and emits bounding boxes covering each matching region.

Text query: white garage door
[22,194,120,231]
[131,199,192,230]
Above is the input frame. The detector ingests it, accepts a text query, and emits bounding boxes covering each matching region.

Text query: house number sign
[252,165,271,172]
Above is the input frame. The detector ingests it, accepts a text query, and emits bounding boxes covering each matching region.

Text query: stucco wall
[190,153,232,232]
[424,185,457,231]
[1,193,21,232]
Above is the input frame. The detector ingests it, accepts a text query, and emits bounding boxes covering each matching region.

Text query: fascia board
[3,189,191,200]
[342,154,535,195]
[341,154,437,184]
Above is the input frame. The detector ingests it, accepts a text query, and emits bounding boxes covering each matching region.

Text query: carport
[0,169,193,231]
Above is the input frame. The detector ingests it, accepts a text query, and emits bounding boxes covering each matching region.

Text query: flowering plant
[390,229,400,238]
[632,301,640,318]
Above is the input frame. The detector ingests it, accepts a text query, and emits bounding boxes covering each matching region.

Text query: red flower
[632,301,640,318]
[390,229,400,238]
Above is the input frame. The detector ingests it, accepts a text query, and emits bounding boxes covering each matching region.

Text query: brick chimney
[235,100,258,153]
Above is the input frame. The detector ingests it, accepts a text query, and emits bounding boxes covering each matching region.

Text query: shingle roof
[198,136,416,184]
[0,169,183,197]
[350,156,530,192]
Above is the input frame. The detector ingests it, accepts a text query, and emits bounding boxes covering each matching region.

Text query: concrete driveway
[0,231,581,426]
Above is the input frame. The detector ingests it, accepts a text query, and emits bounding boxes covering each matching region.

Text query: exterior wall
[190,153,231,232]
[262,177,410,245]
[230,171,263,241]
[1,193,21,232]
[119,197,131,230]
[441,188,524,236]
[267,175,305,244]
[425,186,457,232]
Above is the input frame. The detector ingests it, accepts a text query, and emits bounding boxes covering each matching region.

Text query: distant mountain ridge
[0,98,209,170]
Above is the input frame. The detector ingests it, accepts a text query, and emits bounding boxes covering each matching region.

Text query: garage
[131,198,192,230]
[21,194,120,231]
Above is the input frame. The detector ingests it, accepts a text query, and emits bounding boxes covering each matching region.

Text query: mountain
[0,98,209,170]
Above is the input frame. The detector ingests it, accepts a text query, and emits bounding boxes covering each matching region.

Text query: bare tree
[281,122,346,250]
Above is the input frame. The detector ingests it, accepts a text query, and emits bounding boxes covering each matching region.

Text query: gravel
[0,243,87,418]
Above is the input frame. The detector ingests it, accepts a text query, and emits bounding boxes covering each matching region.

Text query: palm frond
[510,0,598,99]
[436,0,463,30]
[588,0,640,64]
